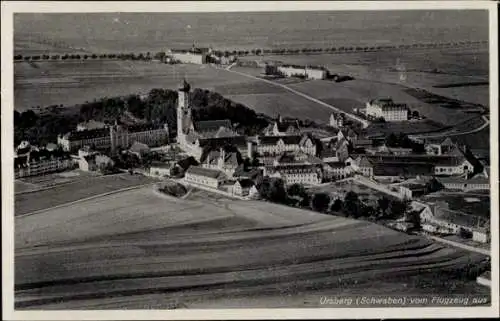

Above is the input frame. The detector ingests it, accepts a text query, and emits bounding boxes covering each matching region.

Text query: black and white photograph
[2,1,498,319]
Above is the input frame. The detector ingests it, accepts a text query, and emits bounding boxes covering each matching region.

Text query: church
[176,80,246,160]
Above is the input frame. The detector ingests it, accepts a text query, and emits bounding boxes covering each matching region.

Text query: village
[14,58,491,252]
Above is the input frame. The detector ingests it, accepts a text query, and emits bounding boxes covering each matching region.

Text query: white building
[201,148,240,177]
[436,176,489,191]
[329,113,345,129]
[366,98,408,121]
[277,65,328,80]
[262,116,301,136]
[433,157,474,176]
[255,134,317,157]
[14,153,75,178]
[168,47,210,64]
[231,179,255,197]
[267,164,321,186]
[149,161,172,178]
[184,166,227,189]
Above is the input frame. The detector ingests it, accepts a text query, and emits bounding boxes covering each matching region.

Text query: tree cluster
[14,109,79,146]
[385,132,425,153]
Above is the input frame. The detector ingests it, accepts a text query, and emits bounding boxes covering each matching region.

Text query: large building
[201,147,240,177]
[167,47,211,64]
[58,122,169,152]
[263,116,301,136]
[277,65,328,80]
[365,98,408,121]
[267,164,322,186]
[14,149,75,178]
[184,166,227,189]
[176,80,252,161]
[254,134,317,157]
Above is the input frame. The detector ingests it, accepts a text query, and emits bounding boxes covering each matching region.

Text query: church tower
[177,79,192,146]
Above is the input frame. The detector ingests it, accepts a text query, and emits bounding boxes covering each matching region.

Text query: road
[223,65,370,128]
[425,234,490,256]
[411,115,489,139]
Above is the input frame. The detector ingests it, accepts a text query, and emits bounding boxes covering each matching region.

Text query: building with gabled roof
[329,112,345,129]
[436,175,489,192]
[201,147,241,177]
[231,179,255,196]
[192,119,234,136]
[255,134,316,156]
[266,163,322,186]
[185,166,227,189]
[263,117,301,136]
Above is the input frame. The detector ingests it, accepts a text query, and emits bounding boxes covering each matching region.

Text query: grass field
[14,61,259,111]
[15,186,488,309]
[242,46,489,105]
[15,173,158,215]
[14,60,338,124]
[238,46,488,127]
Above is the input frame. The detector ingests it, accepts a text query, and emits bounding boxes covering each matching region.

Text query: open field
[15,186,488,309]
[285,78,476,127]
[14,61,258,111]
[15,173,158,216]
[242,46,488,105]
[15,61,338,124]
[15,169,100,192]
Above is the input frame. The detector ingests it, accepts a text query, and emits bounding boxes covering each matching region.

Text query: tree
[169,166,181,177]
[459,227,473,239]
[360,205,376,218]
[343,191,360,217]
[312,193,331,213]
[377,197,390,217]
[386,133,399,147]
[258,177,286,203]
[287,183,306,197]
[425,177,444,194]
[387,199,409,219]
[405,210,422,230]
[299,193,311,208]
[412,110,420,118]
[330,199,343,212]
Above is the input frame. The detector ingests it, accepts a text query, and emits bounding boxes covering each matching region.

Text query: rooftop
[194,119,232,132]
[370,98,407,110]
[198,136,247,148]
[186,166,226,179]
[63,128,109,141]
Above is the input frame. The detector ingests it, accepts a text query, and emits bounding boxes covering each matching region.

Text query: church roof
[194,119,232,132]
[198,136,247,148]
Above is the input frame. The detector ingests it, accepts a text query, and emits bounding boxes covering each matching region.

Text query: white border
[2,1,498,320]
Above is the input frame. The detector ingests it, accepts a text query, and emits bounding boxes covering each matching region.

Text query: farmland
[241,46,488,105]
[14,61,256,112]
[15,186,488,309]
[14,60,345,124]
[15,173,158,216]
